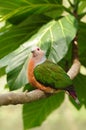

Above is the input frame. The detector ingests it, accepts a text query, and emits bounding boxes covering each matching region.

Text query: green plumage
[34,60,72,89]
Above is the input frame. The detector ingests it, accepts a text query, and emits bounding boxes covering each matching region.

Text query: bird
[27,47,80,104]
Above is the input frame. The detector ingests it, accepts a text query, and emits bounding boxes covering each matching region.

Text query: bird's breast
[28,59,35,83]
[27,59,55,93]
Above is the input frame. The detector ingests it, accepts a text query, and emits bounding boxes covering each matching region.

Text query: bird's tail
[64,85,80,104]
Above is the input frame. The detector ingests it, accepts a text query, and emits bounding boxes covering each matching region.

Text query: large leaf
[0,15,78,90]
[0,14,51,59]
[0,0,63,21]
[23,92,64,129]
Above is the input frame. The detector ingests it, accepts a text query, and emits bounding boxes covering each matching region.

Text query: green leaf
[78,1,86,14]
[0,14,51,58]
[23,92,64,129]
[0,67,5,77]
[0,0,63,21]
[23,83,35,92]
[69,74,86,109]
[0,15,78,90]
[78,22,86,67]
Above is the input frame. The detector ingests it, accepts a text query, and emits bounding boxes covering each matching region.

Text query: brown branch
[67,36,81,79]
[0,37,81,106]
[0,90,48,106]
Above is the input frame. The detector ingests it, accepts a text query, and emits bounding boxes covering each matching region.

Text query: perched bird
[28,47,80,104]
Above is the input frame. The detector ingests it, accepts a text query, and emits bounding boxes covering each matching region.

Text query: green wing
[34,60,72,89]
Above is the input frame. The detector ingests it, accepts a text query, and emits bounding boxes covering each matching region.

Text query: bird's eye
[37,48,40,51]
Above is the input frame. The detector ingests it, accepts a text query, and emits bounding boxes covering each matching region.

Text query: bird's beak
[31,48,36,53]
[31,50,34,53]
[31,50,36,57]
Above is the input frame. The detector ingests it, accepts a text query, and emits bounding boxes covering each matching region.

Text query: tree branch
[0,90,48,106]
[0,37,81,106]
[67,36,81,79]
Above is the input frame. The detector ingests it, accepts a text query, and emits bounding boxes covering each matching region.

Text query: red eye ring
[37,48,40,51]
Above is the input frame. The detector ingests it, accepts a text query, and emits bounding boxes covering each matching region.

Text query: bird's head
[31,47,44,57]
[31,47,46,65]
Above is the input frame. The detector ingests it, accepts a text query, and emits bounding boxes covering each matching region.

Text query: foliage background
[0,0,86,129]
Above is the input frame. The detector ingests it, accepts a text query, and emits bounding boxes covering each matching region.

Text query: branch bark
[0,90,47,106]
[0,37,81,106]
[67,36,81,79]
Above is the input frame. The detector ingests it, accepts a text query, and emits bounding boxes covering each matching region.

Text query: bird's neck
[35,56,46,67]
[28,56,46,82]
